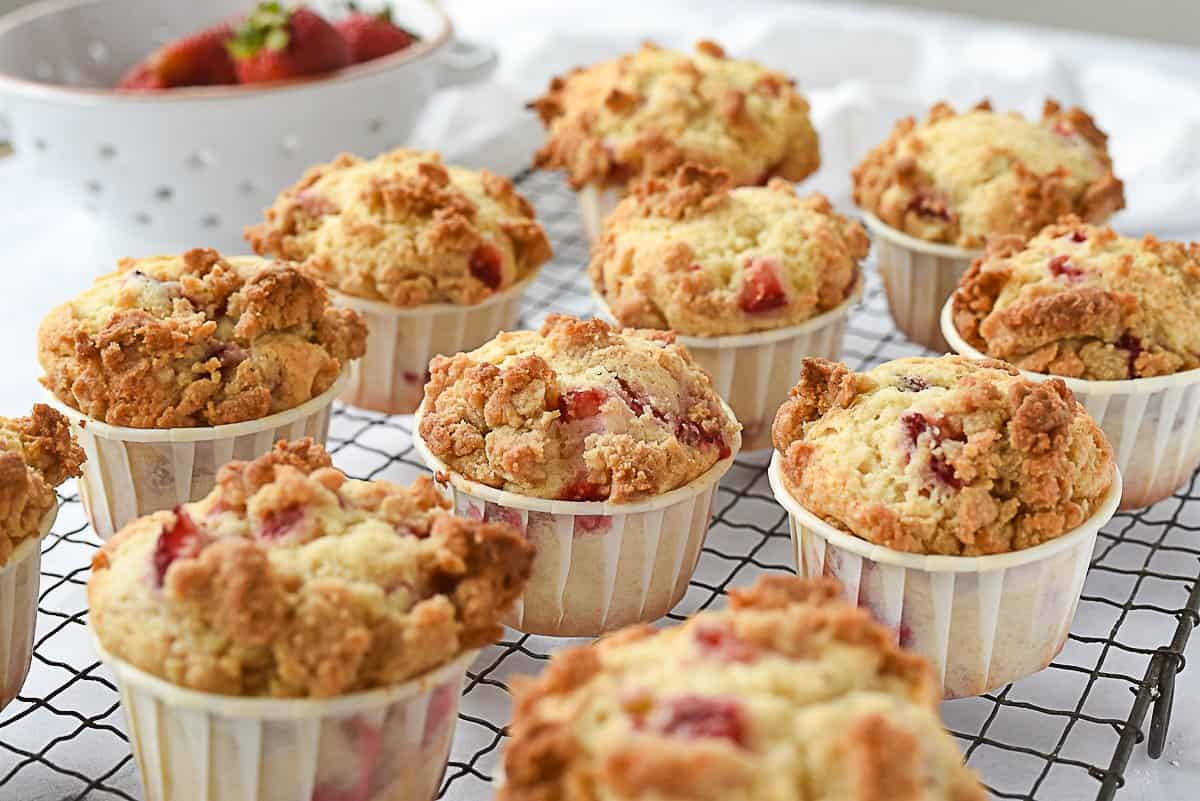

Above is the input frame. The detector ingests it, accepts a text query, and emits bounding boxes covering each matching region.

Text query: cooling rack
[2,169,1196,801]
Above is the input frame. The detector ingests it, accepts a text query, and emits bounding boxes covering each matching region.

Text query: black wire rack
[2,169,1197,801]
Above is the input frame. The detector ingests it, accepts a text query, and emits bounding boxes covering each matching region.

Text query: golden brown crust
[500,575,982,801]
[772,356,1114,555]
[0,404,84,565]
[952,218,1200,380]
[246,148,552,307]
[852,100,1124,248]
[531,41,819,189]
[87,439,534,698]
[38,250,366,428]
[590,164,868,336]
[418,314,739,502]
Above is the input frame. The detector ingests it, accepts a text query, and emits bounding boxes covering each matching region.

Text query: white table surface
[0,2,1197,799]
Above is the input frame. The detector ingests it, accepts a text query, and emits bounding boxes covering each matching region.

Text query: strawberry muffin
[0,403,83,709]
[530,40,819,240]
[248,148,552,414]
[769,356,1119,695]
[947,219,1200,508]
[851,99,1124,350]
[414,315,741,635]
[500,575,985,801]
[591,164,868,449]
[37,249,366,538]
[90,439,533,801]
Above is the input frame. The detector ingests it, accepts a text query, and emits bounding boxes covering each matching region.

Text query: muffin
[0,403,84,710]
[500,575,985,801]
[247,148,553,414]
[90,439,534,801]
[947,219,1200,508]
[851,99,1125,351]
[414,314,741,636]
[37,249,366,538]
[769,356,1119,695]
[530,40,820,241]
[591,164,868,449]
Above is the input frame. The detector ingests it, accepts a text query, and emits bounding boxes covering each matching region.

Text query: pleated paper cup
[0,507,54,711]
[45,370,346,541]
[593,277,862,452]
[577,185,623,244]
[769,455,1121,698]
[862,212,980,352]
[942,299,1200,510]
[92,639,476,801]
[333,276,533,415]
[412,404,741,637]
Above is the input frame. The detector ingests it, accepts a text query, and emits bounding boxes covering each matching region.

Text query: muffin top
[246,148,552,307]
[591,165,867,336]
[0,404,84,566]
[38,249,367,428]
[953,219,1200,381]
[418,314,740,502]
[852,100,1124,249]
[772,356,1114,556]
[500,575,984,801]
[530,40,819,190]
[88,439,534,698]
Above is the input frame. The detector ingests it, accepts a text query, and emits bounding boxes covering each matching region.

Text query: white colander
[0,0,497,253]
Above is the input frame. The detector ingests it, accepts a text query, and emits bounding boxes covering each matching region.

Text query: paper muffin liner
[93,640,476,801]
[593,277,862,452]
[769,455,1121,698]
[862,212,980,352]
[577,185,623,244]
[332,276,533,415]
[44,370,346,541]
[412,404,741,637]
[0,507,54,711]
[942,300,1200,509]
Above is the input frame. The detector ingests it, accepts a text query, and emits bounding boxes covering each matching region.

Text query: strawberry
[117,23,237,90]
[151,508,208,587]
[228,3,351,85]
[737,256,788,314]
[557,388,608,422]
[335,5,417,64]
[468,243,504,289]
[638,695,749,747]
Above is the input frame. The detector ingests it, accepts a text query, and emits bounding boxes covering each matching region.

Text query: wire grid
[2,169,1197,801]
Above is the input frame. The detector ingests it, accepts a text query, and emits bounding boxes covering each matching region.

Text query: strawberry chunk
[229,4,351,84]
[558,388,608,422]
[1048,254,1082,280]
[259,505,304,541]
[693,624,759,664]
[1065,230,1087,243]
[737,256,788,314]
[335,9,417,64]
[468,243,504,290]
[1116,333,1143,378]
[560,476,608,502]
[900,412,962,489]
[640,695,749,748]
[151,508,208,587]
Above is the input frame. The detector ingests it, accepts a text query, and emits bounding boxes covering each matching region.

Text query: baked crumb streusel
[500,575,985,801]
[591,164,867,336]
[246,148,552,307]
[530,40,819,190]
[852,100,1124,249]
[772,356,1114,555]
[952,218,1200,380]
[0,404,84,566]
[418,314,740,502]
[88,439,534,698]
[38,249,367,428]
